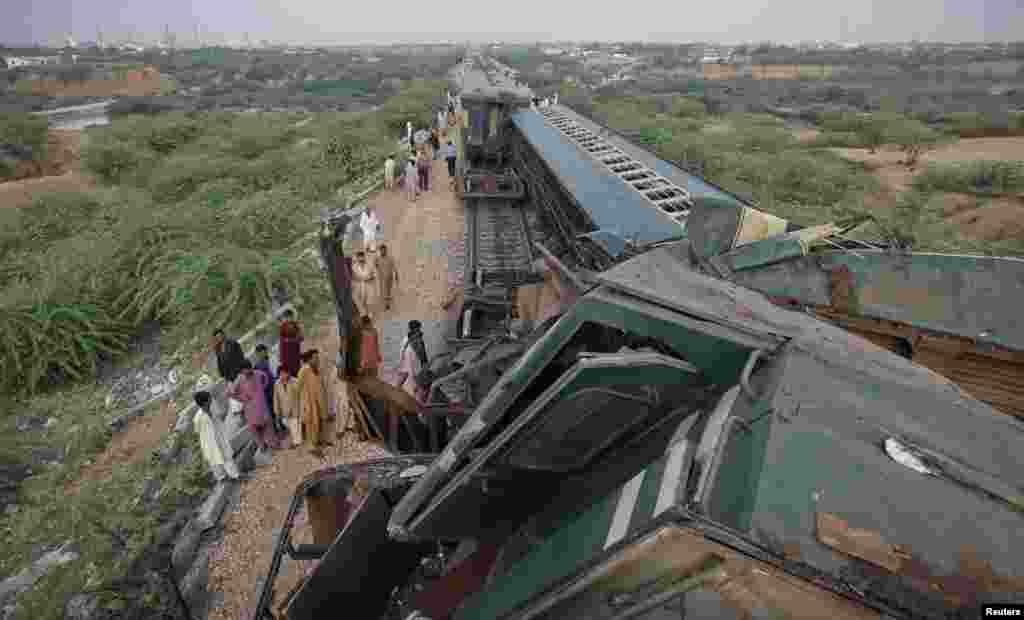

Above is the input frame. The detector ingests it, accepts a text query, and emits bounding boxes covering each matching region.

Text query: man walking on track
[445,140,458,187]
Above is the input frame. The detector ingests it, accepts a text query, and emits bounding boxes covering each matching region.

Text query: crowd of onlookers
[189,100,467,483]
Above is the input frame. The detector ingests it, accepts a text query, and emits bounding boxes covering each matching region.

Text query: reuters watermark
[983,604,1024,617]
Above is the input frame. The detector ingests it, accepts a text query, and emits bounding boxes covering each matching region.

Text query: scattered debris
[106,368,174,409]
[29,446,64,466]
[14,417,46,433]
[62,593,98,620]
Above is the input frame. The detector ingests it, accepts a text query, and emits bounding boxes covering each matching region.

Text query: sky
[5,0,1023,46]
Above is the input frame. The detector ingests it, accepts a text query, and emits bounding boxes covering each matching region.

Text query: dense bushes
[913,161,1024,195]
[0,79,441,396]
[0,111,49,178]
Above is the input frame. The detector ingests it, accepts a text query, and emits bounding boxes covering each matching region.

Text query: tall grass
[0,80,443,397]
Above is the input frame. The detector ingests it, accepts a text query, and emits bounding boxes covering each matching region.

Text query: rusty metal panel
[305,494,352,548]
[730,250,1024,353]
[828,264,856,314]
[516,526,881,620]
[749,346,1024,614]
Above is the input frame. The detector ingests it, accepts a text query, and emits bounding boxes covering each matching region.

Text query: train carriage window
[500,354,703,472]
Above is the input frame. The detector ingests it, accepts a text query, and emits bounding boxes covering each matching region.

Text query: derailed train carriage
[261,238,1024,619]
[257,72,1024,619]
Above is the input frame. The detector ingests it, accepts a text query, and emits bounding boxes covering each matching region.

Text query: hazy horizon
[6,0,1023,47]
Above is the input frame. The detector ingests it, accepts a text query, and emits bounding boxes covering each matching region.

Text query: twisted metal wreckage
[255,57,1024,620]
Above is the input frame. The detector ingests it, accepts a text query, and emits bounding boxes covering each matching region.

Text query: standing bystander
[375,244,399,311]
[193,390,240,482]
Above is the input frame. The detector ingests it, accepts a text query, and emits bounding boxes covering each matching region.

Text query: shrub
[0,111,48,161]
[228,120,296,159]
[0,157,14,180]
[84,140,156,184]
[0,281,132,395]
[147,153,238,202]
[142,114,205,154]
[18,192,102,248]
[811,131,869,148]
[913,161,1024,195]
[669,96,706,118]
[884,119,945,167]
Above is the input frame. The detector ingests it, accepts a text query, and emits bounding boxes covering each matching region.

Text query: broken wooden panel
[912,347,1024,420]
[811,308,1024,420]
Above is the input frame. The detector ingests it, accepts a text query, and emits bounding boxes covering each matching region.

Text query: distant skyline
[5,0,1023,47]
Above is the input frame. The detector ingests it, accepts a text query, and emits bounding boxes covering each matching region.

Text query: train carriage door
[286,490,432,620]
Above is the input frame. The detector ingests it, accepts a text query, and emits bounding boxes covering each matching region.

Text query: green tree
[886,119,945,168]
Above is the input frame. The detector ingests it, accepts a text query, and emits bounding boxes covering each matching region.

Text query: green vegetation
[0,383,213,619]
[0,80,441,399]
[0,80,441,620]
[913,160,1024,195]
[0,112,49,179]
[932,110,1024,137]
[871,190,1024,257]
[588,93,1024,256]
[592,94,878,221]
[814,111,948,162]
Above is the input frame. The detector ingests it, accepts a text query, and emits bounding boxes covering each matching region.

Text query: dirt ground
[206,155,466,620]
[0,128,92,209]
[64,399,179,496]
[829,137,1024,242]
[22,77,163,98]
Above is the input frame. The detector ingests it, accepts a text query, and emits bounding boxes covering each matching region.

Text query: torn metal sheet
[816,512,911,573]
[884,438,935,476]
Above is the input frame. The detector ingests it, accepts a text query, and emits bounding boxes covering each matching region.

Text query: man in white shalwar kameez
[359,207,381,254]
[193,390,239,482]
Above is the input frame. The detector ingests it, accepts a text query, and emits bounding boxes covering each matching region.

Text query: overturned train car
[260,240,1024,619]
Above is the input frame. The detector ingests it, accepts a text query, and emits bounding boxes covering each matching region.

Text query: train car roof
[510,108,685,247]
[551,103,755,209]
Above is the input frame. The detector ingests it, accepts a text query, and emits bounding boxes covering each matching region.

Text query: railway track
[465,198,535,290]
